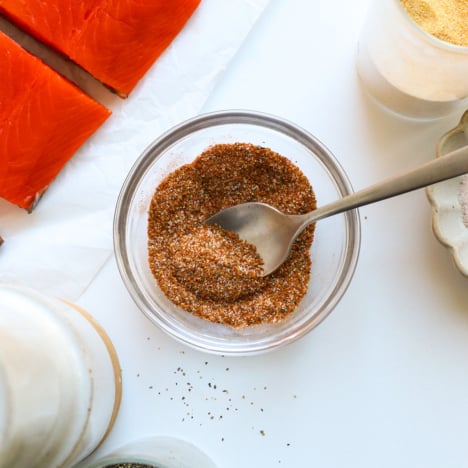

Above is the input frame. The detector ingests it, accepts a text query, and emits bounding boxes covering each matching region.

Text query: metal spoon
[206,145,468,276]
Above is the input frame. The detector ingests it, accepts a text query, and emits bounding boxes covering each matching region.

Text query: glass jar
[356,0,468,119]
[76,436,217,468]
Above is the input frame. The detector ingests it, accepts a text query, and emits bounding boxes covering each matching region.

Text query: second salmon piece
[0,0,201,97]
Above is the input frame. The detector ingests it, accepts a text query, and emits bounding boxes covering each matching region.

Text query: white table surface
[79,1,468,467]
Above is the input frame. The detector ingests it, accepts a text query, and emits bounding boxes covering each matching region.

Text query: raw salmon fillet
[0,31,110,211]
[0,0,201,97]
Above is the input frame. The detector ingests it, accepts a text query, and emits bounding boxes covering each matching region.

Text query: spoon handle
[302,145,468,225]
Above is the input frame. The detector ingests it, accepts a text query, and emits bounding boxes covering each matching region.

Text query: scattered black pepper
[147,143,316,327]
[151,361,291,451]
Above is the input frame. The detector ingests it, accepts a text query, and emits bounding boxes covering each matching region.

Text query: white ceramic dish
[426,110,468,277]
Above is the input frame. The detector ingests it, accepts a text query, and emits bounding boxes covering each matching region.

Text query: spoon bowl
[206,202,306,275]
[207,145,468,275]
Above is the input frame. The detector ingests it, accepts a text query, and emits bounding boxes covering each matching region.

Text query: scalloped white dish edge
[426,110,468,277]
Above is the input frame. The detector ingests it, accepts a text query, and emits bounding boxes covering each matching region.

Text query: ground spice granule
[401,0,468,46]
[147,143,316,328]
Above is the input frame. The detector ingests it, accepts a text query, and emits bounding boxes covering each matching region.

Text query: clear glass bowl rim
[113,109,361,355]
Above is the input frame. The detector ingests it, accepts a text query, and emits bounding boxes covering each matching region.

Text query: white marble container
[0,283,122,468]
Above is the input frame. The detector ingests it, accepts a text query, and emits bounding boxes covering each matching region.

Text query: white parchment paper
[0,0,271,299]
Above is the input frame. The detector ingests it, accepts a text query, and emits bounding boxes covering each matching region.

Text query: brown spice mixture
[169,224,266,302]
[147,143,316,328]
[401,0,468,46]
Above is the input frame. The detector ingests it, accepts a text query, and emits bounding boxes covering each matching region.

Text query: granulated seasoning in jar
[147,142,317,328]
[401,0,468,46]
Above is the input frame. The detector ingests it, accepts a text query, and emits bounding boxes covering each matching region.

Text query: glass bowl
[113,110,361,355]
